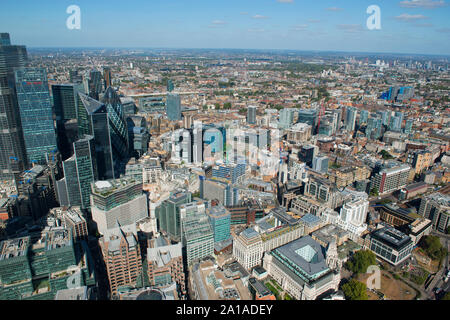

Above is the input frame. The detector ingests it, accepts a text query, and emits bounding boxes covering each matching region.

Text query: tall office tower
[312,155,329,174]
[370,164,410,195]
[103,66,112,89]
[167,79,174,92]
[359,109,369,125]
[377,110,390,126]
[207,205,231,243]
[0,33,28,180]
[389,115,402,132]
[345,107,357,131]
[58,135,97,210]
[418,193,450,233]
[331,109,342,130]
[404,119,413,134]
[247,106,257,124]
[126,116,149,158]
[299,145,318,167]
[52,83,84,121]
[147,236,186,297]
[279,108,294,129]
[156,190,192,242]
[192,122,203,164]
[77,92,119,179]
[366,117,383,140]
[14,68,57,165]
[101,223,143,297]
[69,69,83,84]
[84,69,103,100]
[166,93,181,121]
[90,177,149,235]
[101,87,129,158]
[297,109,318,132]
[0,227,96,300]
[181,208,214,266]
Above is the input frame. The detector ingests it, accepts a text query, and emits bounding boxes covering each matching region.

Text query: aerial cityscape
[0,0,449,305]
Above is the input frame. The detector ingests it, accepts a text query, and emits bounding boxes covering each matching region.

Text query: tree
[447,226,450,235]
[443,292,450,300]
[419,235,448,261]
[223,102,232,110]
[342,279,368,300]
[369,188,379,197]
[345,250,377,274]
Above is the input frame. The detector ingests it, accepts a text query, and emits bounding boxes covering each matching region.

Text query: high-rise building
[77,89,128,179]
[207,205,231,243]
[90,177,149,235]
[298,145,318,167]
[359,109,369,125]
[247,106,256,124]
[103,67,112,89]
[345,107,357,131]
[58,135,97,210]
[279,109,294,129]
[181,208,214,266]
[126,116,149,158]
[0,33,28,180]
[166,93,181,121]
[366,117,383,140]
[404,119,413,134]
[297,109,318,130]
[156,190,192,242]
[101,223,143,297]
[52,84,84,122]
[84,69,103,100]
[339,197,369,235]
[212,163,246,184]
[14,68,57,165]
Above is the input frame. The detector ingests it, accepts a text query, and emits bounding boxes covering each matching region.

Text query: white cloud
[336,24,365,33]
[211,20,227,25]
[277,0,294,3]
[252,14,269,19]
[395,13,429,21]
[399,0,447,8]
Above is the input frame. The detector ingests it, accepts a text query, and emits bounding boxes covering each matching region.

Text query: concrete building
[418,193,450,233]
[370,164,410,195]
[367,225,414,266]
[207,205,231,243]
[91,177,148,235]
[262,235,340,300]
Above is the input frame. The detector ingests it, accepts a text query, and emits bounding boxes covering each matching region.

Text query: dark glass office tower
[52,83,83,121]
[166,93,181,121]
[15,68,57,165]
[0,33,28,180]
[60,135,97,210]
[77,92,114,180]
[84,69,103,100]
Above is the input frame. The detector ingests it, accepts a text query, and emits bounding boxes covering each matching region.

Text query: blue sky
[1,0,450,55]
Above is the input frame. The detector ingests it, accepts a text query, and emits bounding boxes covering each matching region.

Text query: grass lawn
[358,270,416,300]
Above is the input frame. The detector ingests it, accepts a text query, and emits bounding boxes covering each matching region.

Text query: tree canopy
[345,250,377,274]
[342,279,368,300]
[419,235,448,261]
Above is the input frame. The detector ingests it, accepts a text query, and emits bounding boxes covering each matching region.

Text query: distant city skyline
[1,0,450,55]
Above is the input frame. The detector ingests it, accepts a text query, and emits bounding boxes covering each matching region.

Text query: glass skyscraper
[60,135,97,210]
[359,109,369,125]
[166,93,181,121]
[0,33,28,180]
[52,83,84,121]
[14,68,57,165]
[345,107,357,131]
